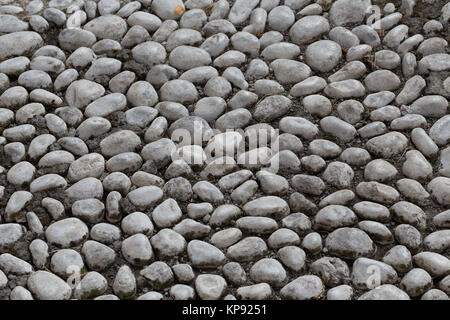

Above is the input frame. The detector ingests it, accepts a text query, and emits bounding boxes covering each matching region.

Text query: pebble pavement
[0,0,449,300]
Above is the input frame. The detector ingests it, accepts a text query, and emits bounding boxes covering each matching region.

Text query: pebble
[314,205,357,231]
[50,248,84,279]
[84,15,128,41]
[27,271,72,300]
[0,223,24,253]
[305,40,342,72]
[421,289,450,300]
[66,177,103,200]
[237,283,272,300]
[352,258,398,289]
[365,70,401,92]
[311,257,350,287]
[358,284,410,300]
[74,271,108,300]
[289,15,329,44]
[227,237,268,262]
[121,234,153,267]
[400,268,433,297]
[325,227,376,260]
[327,285,353,300]
[228,0,259,25]
[250,258,287,288]
[140,261,173,289]
[413,252,450,278]
[195,274,227,300]
[329,0,371,26]
[424,230,450,253]
[10,286,34,300]
[280,275,324,300]
[150,228,186,258]
[383,245,413,273]
[428,177,450,205]
[0,32,43,60]
[45,218,89,248]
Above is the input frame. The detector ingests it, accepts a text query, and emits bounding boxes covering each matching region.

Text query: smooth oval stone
[358,284,410,300]
[280,275,324,300]
[84,15,128,41]
[305,40,342,72]
[27,271,72,300]
[0,32,43,60]
[169,46,212,70]
[45,218,89,248]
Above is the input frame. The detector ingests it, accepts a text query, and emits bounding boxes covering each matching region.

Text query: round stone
[250,258,287,287]
[195,274,227,300]
[27,271,72,300]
